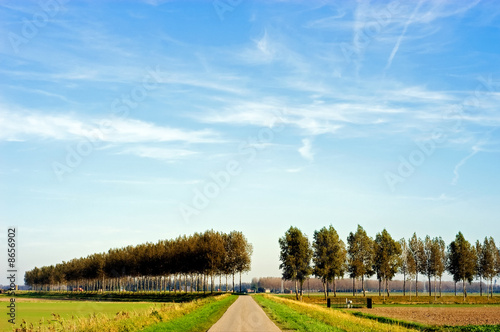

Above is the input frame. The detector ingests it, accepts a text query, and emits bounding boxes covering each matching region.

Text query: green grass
[0,299,154,331]
[141,294,238,332]
[254,294,345,331]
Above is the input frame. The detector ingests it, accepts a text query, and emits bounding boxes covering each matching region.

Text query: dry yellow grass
[262,294,417,332]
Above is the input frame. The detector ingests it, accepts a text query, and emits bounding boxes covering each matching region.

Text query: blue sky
[1,1,500,284]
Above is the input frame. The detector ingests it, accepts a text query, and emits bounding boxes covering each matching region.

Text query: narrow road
[208,296,281,332]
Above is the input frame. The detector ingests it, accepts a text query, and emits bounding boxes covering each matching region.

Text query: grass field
[0,298,154,331]
[142,293,237,331]
[1,292,232,332]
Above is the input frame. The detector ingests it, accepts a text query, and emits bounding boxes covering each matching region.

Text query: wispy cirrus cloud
[385,0,423,71]
[0,109,220,144]
[118,146,198,162]
[95,177,200,185]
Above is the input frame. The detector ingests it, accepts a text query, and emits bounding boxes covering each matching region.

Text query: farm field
[351,306,500,326]
[265,293,500,331]
[0,296,154,331]
[278,292,500,305]
[1,292,234,332]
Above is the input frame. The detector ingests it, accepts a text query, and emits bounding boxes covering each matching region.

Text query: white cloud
[451,141,486,185]
[95,177,200,185]
[118,146,198,161]
[298,138,314,161]
[0,109,220,144]
[385,0,423,71]
[101,118,219,144]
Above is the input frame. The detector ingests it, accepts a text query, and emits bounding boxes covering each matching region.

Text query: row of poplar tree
[24,230,253,293]
[279,225,499,300]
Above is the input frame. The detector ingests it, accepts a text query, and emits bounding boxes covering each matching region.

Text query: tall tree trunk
[480,276,482,296]
[232,273,235,293]
[333,278,337,297]
[415,272,419,297]
[403,271,406,296]
[463,279,467,300]
[299,279,304,301]
[225,275,228,293]
[323,280,327,300]
[386,279,390,297]
[428,275,431,297]
[454,281,457,296]
[434,276,437,300]
[378,279,381,296]
[239,272,242,293]
[439,276,442,297]
[352,278,355,296]
[362,275,366,297]
[295,279,299,300]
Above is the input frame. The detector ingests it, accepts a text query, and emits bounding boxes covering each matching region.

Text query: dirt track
[208,296,281,332]
[353,306,500,326]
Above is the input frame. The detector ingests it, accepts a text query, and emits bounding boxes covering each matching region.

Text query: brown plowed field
[353,306,500,326]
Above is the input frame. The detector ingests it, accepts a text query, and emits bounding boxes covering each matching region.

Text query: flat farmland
[0,297,154,331]
[351,305,500,326]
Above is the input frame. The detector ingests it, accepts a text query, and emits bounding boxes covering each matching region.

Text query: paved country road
[208,296,281,332]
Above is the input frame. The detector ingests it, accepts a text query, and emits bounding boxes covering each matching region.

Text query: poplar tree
[312,225,346,299]
[373,229,401,298]
[447,232,476,300]
[434,237,446,297]
[408,233,425,297]
[398,238,413,296]
[347,225,374,297]
[481,237,498,297]
[279,226,312,301]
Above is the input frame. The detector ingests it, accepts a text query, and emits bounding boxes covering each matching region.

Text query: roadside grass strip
[255,294,418,332]
[141,293,237,332]
[12,294,230,332]
[254,294,344,331]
